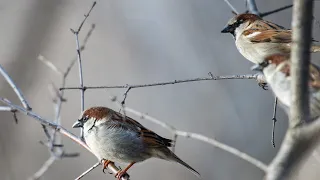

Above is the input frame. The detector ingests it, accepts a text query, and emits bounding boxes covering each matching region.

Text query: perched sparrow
[73,107,200,179]
[221,13,320,64]
[257,54,320,120]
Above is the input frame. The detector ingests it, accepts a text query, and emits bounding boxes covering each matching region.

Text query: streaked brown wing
[111,111,172,148]
[247,29,292,43]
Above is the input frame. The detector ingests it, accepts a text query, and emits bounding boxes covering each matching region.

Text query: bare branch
[28,156,56,180]
[121,87,132,106]
[222,0,239,14]
[0,106,15,111]
[0,64,32,110]
[75,162,101,180]
[60,73,265,91]
[246,0,260,15]
[260,4,293,17]
[266,0,315,179]
[175,130,268,171]
[289,0,313,127]
[38,55,63,76]
[70,1,96,139]
[271,97,278,148]
[171,134,178,153]
[74,2,96,33]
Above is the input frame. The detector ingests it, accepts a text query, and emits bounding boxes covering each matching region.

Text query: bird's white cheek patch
[245,31,261,38]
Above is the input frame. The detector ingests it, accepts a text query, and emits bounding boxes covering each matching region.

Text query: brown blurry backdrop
[1,0,320,179]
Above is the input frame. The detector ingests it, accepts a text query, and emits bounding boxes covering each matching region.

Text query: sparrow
[256,54,320,120]
[221,13,320,64]
[72,107,200,179]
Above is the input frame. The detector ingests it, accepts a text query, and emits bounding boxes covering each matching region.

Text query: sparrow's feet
[115,162,135,180]
[116,170,127,180]
[258,82,268,90]
[101,159,112,174]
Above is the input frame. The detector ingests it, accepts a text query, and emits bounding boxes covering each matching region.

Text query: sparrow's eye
[82,115,89,122]
[235,19,243,26]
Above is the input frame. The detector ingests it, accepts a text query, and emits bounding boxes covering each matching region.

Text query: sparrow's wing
[245,29,292,43]
[245,29,319,44]
[309,64,320,89]
[110,111,172,148]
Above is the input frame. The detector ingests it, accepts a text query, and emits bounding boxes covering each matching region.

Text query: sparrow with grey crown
[72,107,200,179]
[256,54,320,120]
[221,13,320,64]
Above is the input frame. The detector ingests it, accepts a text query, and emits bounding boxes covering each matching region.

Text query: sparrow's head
[221,13,261,36]
[72,107,110,128]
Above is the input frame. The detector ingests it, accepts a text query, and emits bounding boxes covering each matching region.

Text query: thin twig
[121,87,132,106]
[64,23,95,79]
[34,24,95,177]
[246,0,260,15]
[60,73,265,91]
[260,4,293,17]
[38,55,63,76]
[271,97,278,148]
[175,130,267,171]
[222,0,239,14]
[28,156,56,180]
[75,162,101,180]
[171,133,178,153]
[0,106,15,111]
[0,64,32,110]
[75,2,96,33]
[70,1,96,139]
[12,111,18,124]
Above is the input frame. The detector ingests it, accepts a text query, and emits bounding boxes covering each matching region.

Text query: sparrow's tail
[311,45,320,52]
[155,148,201,178]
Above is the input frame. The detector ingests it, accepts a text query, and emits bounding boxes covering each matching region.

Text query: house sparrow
[72,107,200,179]
[257,54,320,120]
[221,13,320,64]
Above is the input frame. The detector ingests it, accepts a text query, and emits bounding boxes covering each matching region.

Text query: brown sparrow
[256,54,320,120]
[72,107,200,179]
[221,13,320,64]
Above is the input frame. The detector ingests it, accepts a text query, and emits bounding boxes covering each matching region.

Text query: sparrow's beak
[251,64,264,72]
[221,25,232,33]
[72,120,83,128]
[251,61,269,72]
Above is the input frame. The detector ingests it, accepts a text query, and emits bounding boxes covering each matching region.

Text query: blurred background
[1,0,320,179]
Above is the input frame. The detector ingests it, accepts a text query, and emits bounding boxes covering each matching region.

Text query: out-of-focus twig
[75,162,101,180]
[222,0,239,14]
[29,21,96,179]
[246,0,260,15]
[0,64,32,110]
[28,156,56,180]
[0,106,15,111]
